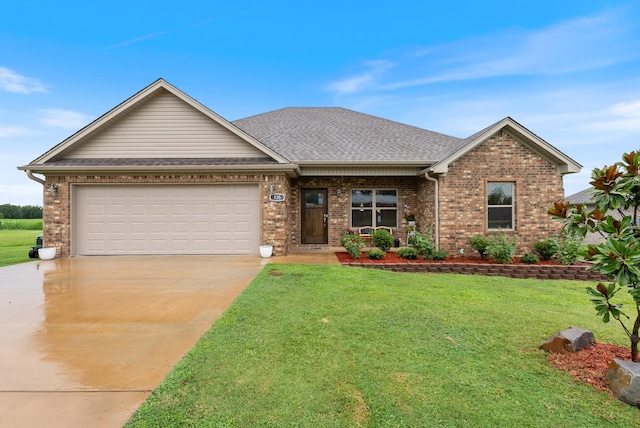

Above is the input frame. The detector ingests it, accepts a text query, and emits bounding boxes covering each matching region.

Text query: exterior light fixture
[46,184,58,197]
[337,188,342,197]
[268,184,275,194]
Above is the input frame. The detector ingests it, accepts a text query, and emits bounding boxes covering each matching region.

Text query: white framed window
[487,182,514,230]
[351,189,398,228]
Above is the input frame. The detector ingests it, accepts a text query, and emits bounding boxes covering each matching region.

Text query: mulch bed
[335,251,585,266]
[548,343,631,393]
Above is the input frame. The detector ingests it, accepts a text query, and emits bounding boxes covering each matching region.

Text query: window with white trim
[487,182,514,230]
[351,189,397,228]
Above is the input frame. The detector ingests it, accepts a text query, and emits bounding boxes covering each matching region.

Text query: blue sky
[1,1,639,206]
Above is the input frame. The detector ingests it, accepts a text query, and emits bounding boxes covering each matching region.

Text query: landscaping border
[341,261,607,281]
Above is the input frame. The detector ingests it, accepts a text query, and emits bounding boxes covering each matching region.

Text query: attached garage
[73,184,260,255]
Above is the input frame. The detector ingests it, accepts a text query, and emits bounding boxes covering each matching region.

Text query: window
[487,182,514,230]
[351,189,397,228]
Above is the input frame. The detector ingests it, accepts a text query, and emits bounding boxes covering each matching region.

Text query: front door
[301,188,328,244]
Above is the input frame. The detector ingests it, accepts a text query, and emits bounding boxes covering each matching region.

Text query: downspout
[25,170,45,185]
[424,173,439,249]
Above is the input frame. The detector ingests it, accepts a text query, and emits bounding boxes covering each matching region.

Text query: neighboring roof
[232,107,465,165]
[566,189,595,204]
[427,117,582,175]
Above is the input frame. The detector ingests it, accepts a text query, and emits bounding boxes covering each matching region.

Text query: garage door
[74,184,260,255]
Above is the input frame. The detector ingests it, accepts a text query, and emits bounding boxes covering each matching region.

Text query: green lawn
[127,265,640,427]
[0,229,41,267]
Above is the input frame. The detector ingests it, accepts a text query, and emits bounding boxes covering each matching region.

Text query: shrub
[372,229,394,252]
[557,231,584,265]
[521,253,539,264]
[469,235,490,258]
[533,238,558,260]
[397,247,418,260]
[411,229,435,258]
[366,249,385,260]
[340,230,365,259]
[487,233,516,264]
[431,249,449,260]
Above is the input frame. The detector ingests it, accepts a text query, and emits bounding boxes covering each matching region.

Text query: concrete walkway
[0,256,267,428]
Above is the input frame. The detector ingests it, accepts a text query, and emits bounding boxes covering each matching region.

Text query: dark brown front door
[301,188,328,244]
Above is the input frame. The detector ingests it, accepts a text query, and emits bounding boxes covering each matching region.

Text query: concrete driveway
[0,255,267,428]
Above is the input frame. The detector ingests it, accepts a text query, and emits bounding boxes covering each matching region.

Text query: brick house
[19,79,581,257]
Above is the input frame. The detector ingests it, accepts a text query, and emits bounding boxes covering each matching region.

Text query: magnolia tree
[549,151,640,362]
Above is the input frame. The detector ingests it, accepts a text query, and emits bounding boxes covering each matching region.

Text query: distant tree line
[0,204,43,219]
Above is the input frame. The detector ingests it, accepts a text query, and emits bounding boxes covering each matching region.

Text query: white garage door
[74,184,260,255]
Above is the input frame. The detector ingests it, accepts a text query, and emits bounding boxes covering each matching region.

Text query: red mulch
[548,343,631,393]
[336,251,582,266]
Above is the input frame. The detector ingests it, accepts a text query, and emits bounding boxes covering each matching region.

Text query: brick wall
[436,130,564,255]
[43,173,290,257]
[290,177,422,248]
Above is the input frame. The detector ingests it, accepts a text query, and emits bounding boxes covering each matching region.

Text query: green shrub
[397,247,418,260]
[366,249,385,260]
[411,229,435,258]
[431,249,449,260]
[557,232,584,265]
[372,229,394,252]
[521,253,539,264]
[340,230,365,259]
[533,238,558,260]
[469,235,490,258]
[487,233,516,264]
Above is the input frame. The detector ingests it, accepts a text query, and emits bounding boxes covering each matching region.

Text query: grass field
[0,218,42,230]
[127,264,640,427]
[0,229,42,267]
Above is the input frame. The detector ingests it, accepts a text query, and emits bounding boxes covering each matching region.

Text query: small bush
[557,232,584,265]
[366,249,385,260]
[431,249,449,260]
[340,230,365,259]
[372,229,394,252]
[487,233,516,264]
[411,229,435,258]
[521,253,539,264]
[533,238,558,260]
[469,235,490,258]
[397,247,418,260]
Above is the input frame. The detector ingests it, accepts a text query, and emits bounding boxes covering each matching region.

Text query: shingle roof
[232,107,464,163]
[565,189,595,204]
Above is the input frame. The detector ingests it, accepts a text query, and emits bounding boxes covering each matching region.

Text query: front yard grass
[0,229,41,267]
[127,265,639,427]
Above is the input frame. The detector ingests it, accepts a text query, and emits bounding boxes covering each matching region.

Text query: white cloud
[327,60,395,95]
[330,7,634,93]
[0,125,34,138]
[38,109,93,129]
[0,67,48,94]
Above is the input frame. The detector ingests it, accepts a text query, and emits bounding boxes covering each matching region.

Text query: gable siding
[67,90,268,159]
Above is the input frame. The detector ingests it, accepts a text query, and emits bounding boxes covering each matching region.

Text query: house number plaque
[269,193,286,202]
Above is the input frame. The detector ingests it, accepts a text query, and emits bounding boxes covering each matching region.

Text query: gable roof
[232,107,464,165]
[427,117,582,175]
[22,78,292,170]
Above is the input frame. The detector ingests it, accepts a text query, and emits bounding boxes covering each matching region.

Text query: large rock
[539,326,595,354]
[606,359,640,406]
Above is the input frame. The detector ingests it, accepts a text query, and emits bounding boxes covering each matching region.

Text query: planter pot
[38,247,57,260]
[259,245,273,258]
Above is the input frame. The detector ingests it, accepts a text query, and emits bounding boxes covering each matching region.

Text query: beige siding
[67,90,268,159]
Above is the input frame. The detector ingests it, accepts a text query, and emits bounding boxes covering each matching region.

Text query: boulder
[539,327,595,354]
[606,359,640,406]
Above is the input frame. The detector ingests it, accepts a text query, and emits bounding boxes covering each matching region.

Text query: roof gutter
[25,170,45,185]
[424,172,439,250]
